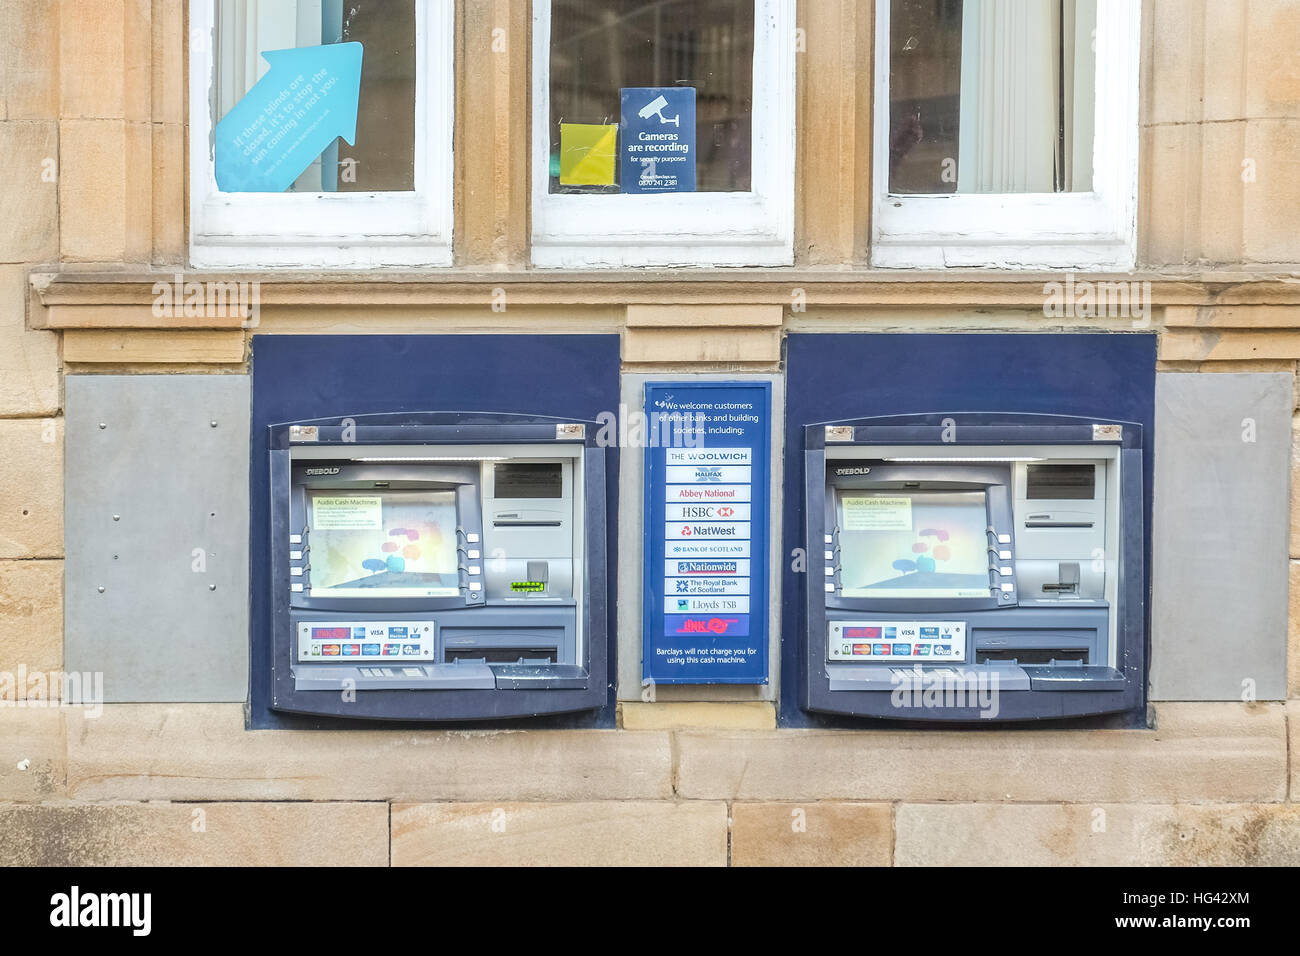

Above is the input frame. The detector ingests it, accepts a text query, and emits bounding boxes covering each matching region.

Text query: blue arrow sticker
[214,42,364,193]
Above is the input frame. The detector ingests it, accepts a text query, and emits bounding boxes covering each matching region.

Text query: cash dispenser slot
[446,646,559,664]
[441,627,564,665]
[977,648,1086,664]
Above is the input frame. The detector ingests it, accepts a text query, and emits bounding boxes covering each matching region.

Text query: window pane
[888,0,1096,195]
[548,0,754,195]
[214,0,415,193]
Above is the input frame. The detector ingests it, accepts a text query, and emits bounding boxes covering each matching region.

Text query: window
[189,0,453,268]
[872,0,1139,269]
[531,0,796,268]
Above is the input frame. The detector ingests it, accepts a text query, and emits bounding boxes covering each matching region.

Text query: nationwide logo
[679,561,737,574]
[675,617,740,634]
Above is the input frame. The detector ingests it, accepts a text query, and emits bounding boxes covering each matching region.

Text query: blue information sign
[642,381,771,684]
[214,43,364,193]
[620,87,696,194]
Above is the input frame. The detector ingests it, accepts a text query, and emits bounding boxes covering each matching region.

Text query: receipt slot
[267,412,610,721]
[804,413,1144,721]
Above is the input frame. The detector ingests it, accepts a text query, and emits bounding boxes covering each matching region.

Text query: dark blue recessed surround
[248,334,621,729]
[780,333,1157,728]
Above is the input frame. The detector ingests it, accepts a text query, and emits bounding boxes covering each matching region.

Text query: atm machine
[804,412,1145,721]
[266,412,610,721]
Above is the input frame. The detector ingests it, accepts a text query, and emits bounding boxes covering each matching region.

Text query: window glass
[547,0,755,195]
[888,0,1096,195]
[215,0,416,192]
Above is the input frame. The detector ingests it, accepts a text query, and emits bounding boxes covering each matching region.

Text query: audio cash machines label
[643,382,771,684]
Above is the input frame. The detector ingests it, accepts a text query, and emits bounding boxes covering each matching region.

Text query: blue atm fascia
[804,412,1145,722]
[267,411,611,722]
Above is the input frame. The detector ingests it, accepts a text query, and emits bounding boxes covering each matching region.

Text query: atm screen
[837,490,991,598]
[308,490,460,598]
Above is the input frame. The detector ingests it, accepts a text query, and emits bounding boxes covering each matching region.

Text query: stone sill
[2,701,1287,805]
[28,268,1300,316]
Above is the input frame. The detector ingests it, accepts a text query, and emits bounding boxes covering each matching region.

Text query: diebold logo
[835,467,872,476]
[305,467,341,476]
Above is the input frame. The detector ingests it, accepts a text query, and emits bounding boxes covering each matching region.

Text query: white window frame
[188,0,454,269]
[871,0,1140,270]
[530,0,796,269]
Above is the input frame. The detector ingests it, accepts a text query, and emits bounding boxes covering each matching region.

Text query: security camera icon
[638,95,680,127]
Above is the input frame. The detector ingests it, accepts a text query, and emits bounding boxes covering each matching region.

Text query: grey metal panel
[65,375,250,701]
[1150,372,1290,700]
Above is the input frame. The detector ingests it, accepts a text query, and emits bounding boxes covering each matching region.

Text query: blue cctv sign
[643,382,771,684]
[620,87,697,194]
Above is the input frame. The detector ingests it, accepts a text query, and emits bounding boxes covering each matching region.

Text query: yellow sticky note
[560,123,617,186]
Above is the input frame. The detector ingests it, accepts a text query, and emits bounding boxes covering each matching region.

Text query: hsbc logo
[677,504,738,519]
